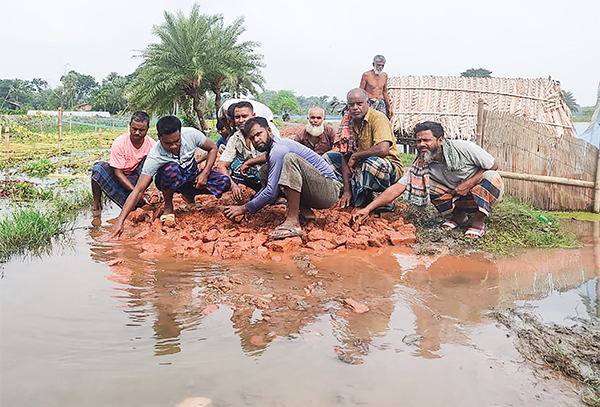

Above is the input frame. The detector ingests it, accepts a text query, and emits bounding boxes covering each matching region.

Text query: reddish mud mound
[118,190,416,260]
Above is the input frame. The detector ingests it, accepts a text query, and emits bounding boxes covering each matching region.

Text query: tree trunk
[191,90,208,131]
[213,81,222,120]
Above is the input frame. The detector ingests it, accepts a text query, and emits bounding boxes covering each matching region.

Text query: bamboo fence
[481,110,598,211]
[388,76,576,140]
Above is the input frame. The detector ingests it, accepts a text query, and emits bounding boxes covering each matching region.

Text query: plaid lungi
[91,158,146,209]
[154,162,230,199]
[323,152,398,207]
[369,99,387,116]
[229,157,263,192]
[429,170,504,216]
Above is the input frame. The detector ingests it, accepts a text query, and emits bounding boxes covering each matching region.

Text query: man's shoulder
[111,132,131,149]
[365,108,388,122]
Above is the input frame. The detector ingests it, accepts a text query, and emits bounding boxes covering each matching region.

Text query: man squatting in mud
[223,117,342,240]
[360,54,393,119]
[216,101,268,202]
[353,121,504,239]
[109,116,231,237]
[91,111,156,224]
[323,88,404,210]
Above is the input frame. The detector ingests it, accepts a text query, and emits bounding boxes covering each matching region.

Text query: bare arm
[109,174,154,238]
[383,75,393,119]
[113,168,135,192]
[453,160,498,196]
[348,141,391,166]
[353,182,407,225]
[360,72,368,90]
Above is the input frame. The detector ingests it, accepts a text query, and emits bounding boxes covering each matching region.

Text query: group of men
[94,55,503,241]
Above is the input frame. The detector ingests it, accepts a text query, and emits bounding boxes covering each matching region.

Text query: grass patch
[0,184,92,262]
[0,180,53,201]
[403,195,580,255]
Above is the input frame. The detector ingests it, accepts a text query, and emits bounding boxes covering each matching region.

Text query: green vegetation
[128,3,264,129]
[561,90,580,114]
[0,180,53,201]
[0,184,92,262]
[404,195,579,255]
[460,68,492,78]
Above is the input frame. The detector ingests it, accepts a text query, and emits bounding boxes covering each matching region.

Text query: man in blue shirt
[110,116,230,237]
[224,117,342,239]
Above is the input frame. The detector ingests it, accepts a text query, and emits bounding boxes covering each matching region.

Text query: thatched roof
[388,76,575,139]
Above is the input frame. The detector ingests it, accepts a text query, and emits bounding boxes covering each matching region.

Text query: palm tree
[128,3,263,130]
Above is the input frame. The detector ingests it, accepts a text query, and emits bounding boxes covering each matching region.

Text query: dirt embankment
[114,191,417,260]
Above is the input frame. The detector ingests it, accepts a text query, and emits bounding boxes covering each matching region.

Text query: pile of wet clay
[120,189,416,260]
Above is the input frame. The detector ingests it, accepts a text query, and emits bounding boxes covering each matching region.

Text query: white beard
[373,67,383,75]
[305,123,324,137]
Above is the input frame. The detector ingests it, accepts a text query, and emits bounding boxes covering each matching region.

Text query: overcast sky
[1,0,598,106]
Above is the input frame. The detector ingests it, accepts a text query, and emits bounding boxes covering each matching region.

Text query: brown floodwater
[1,214,598,407]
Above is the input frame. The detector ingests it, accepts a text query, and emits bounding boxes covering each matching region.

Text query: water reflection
[88,222,600,362]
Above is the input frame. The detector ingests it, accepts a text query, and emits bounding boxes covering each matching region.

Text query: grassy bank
[404,195,580,255]
[0,181,92,262]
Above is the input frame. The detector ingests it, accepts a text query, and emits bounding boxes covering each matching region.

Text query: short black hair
[130,111,150,125]
[227,103,237,122]
[156,116,182,137]
[414,121,445,138]
[216,118,225,130]
[243,116,269,138]
[234,101,254,113]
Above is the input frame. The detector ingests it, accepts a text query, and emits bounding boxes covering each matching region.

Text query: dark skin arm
[453,160,498,197]
[338,141,392,208]
[195,139,218,188]
[109,174,153,238]
[383,76,393,119]
[239,155,267,175]
[217,160,244,202]
[352,182,407,225]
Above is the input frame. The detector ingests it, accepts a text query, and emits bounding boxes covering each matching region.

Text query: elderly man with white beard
[352,121,504,239]
[294,107,336,155]
[360,54,393,119]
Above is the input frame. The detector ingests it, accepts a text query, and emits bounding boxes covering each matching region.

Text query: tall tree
[460,68,492,78]
[91,72,130,114]
[128,3,263,130]
[59,70,98,108]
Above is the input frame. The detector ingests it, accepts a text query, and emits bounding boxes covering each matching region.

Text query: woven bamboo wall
[482,110,597,211]
[388,76,575,140]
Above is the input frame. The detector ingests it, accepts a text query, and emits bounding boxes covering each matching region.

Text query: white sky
[1,0,598,106]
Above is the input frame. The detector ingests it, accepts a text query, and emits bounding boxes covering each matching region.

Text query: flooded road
[1,215,598,406]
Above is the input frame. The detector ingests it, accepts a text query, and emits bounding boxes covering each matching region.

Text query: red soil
[115,189,416,260]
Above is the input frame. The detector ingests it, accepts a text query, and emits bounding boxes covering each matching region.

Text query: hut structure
[388,76,576,140]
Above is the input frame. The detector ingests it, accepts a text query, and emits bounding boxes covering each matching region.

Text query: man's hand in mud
[230,182,243,202]
[352,207,371,227]
[195,172,209,189]
[224,204,247,222]
[337,191,353,209]
[108,220,124,239]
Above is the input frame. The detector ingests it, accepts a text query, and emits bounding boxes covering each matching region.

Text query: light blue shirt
[142,127,207,176]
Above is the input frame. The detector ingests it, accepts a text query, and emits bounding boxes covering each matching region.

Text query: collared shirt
[219,129,265,163]
[245,138,338,214]
[352,108,404,177]
[398,140,495,189]
[141,127,207,177]
[109,132,156,174]
[295,125,336,155]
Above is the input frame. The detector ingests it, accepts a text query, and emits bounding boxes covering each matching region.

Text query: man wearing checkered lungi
[353,121,503,239]
[91,111,156,222]
[323,88,404,209]
[110,116,230,238]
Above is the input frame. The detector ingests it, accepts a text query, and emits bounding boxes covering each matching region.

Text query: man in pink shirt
[91,111,156,221]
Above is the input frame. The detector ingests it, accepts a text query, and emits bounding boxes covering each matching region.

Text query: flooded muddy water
[1,213,598,407]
